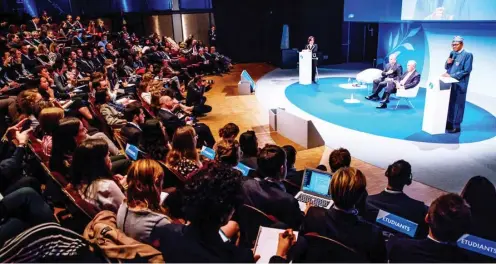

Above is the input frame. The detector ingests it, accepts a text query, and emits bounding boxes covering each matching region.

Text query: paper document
[254,226,299,263]
[440,76,459,83]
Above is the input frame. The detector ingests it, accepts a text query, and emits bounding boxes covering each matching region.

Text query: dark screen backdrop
[212,0,344,64]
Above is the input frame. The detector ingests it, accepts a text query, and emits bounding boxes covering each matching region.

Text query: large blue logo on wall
[377,23,427,78]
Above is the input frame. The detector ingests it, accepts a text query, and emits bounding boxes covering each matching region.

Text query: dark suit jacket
[240,178,303,229]
[298,207,387,262]
[365,191,428,238]
[120,122,142,146]
[152,224,254,263]
[26,20,38,32]
[306,44,318,59]
[381,63,403,80]
[0,146,26,193]
[157,108,186,138]
[397,70,421,89]
[387,237,472,263]
[186,82,204,106]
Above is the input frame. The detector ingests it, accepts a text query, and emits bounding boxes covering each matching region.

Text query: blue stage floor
[285,77,496,144]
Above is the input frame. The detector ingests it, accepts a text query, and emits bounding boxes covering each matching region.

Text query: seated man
[365,54,403,101]
[365,160,429,238]
[368,60,420,109]
[387,193,473,262]
[240,144,303,230]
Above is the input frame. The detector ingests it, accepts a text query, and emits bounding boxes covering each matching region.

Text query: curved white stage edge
[255,67,496,193]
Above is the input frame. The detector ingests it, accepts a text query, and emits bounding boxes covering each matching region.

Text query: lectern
[299,50,312,85]
[422,77,459,134]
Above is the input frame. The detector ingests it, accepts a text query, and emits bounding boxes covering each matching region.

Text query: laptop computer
[294,168,333,209]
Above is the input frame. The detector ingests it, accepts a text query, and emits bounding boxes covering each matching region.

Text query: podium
[299,50,312,85]
[422,77,459,134]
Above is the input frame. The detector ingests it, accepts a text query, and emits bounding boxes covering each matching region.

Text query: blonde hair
[126,159,165,212]
[330,167,367,210]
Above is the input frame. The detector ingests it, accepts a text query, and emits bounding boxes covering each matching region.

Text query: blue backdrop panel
[377,22,496,99]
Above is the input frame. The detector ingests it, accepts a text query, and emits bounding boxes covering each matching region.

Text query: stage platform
[255,65,496,193]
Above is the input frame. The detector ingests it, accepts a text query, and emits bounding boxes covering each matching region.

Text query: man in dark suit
[365,54,403,102]
[120,103,145,146]
[369,60,420,109]
[26,17,40,32]
[157,95,215,148]
[240,144,304,229]
[282,145,303,194]
[365,160,429,239]
[387,193,473,263]
[208,25,217,47]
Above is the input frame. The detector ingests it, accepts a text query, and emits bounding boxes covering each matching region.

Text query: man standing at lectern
[365,54,403,101]
[443,36,473,133]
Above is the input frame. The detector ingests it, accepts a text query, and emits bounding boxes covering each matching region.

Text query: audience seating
[302,232,369,263]
[237,204,278,248]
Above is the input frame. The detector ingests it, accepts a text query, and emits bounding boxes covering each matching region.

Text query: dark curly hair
[218,123,239,141]
[182,162,242,228]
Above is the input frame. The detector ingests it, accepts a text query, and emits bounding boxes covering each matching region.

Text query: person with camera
[186,76,212,117]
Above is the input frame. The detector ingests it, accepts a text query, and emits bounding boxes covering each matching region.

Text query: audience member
[218,122,239,142]
[165,125,202,178]
[328,147,351,172]
[241,144,303,229]
[460,176,496,241]
[239,130,258,169]
[366,160,429,238]
[214,139,241,167]
[387,193,472,262]
[70,138,125,212]
[282,145,303,187]
[295,167,387,262]
[151,162,255,262]
[120,103,145,146]
[140,118,170,161]
[117,159,171,244]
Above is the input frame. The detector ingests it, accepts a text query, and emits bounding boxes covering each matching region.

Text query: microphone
[449,52,453,59]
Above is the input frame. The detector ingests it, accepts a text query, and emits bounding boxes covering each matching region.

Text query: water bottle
[348,77,351,84]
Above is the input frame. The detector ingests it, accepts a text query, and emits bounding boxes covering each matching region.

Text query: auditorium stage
[255,64,496,193]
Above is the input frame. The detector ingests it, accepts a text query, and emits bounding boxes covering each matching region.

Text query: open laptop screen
[301,169,332,198]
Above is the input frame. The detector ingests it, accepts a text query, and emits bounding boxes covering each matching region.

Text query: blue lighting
[23,0,38,17]
[121,0,129,12]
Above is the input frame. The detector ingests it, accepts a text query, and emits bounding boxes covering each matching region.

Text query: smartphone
[21,119,33,132]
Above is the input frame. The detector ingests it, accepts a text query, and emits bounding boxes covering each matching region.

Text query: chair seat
[396,84,420,98]
[356,68,383,84]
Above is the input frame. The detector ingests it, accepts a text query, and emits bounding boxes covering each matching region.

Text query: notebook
[254,226,299,263]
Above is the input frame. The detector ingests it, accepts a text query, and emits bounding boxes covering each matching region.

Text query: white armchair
[356,68,383,93]
[395,84,420,109]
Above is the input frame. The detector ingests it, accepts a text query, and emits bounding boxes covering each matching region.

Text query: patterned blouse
[172,157,200,179]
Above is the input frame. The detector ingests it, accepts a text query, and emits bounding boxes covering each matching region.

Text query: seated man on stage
[374,60,421,109]
[365,54,403,101]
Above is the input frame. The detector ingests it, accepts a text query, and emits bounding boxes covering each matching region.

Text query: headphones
[385,160,412,186]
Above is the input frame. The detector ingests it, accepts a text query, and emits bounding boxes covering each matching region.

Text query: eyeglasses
[452,43,461,46]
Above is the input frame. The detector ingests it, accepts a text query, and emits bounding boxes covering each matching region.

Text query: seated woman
[150,162,255,262]
[140,118,170,162]
[49,117,87,177]
[214,139,241,167]
[276,167,387,263]
[38,107,120,157]
[117,159,172,244]
[70,138,125,213]
[165,126,202,179]
[218,122,239,142]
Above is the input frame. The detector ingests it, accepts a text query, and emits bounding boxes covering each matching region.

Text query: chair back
[237,204,277,248]
[302,233,369,263]
[356,68,383,84]
[396,84,420,98]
